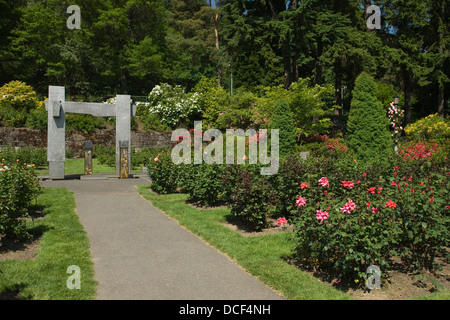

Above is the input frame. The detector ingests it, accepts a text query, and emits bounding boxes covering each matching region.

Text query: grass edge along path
[35,158,142,175]
[0,187,97,300]
[136,185,352,300]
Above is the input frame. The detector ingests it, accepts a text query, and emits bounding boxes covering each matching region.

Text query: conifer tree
[269,100,297,157]
[346,72,393,161]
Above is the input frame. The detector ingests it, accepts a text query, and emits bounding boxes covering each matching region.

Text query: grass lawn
[0,188,97,299]
[136,185,352,300]
[35,158,142,175]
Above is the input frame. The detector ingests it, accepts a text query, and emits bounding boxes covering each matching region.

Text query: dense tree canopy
[0,0,448,120]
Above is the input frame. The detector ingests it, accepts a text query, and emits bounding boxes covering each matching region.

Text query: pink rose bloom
[316,210,329,222]
[277,217,288,226]
[318,177,329,187]
[385,200,397,209]
[341,180,354,189]
[340,200,356,214]
[296,196,307,207]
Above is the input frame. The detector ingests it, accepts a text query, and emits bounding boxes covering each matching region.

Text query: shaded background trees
[0,0,448,121]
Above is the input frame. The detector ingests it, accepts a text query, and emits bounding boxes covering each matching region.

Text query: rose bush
[0,159,41,240]
[290,153,449,284]
[147,150,179,194]
[229,168,276,231]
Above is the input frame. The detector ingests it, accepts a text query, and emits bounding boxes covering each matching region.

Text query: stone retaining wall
[0,127,172,157]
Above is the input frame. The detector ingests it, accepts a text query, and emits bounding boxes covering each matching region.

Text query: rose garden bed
[146,132,449,299]
[215,215,449,300]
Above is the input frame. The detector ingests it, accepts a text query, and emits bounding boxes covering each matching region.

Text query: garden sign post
[45,85,135,179]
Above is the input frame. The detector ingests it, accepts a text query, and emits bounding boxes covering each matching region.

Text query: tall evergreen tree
[219,0,289,89]
[269,99,297,157]
[165,0,217,89]
[422,0,449,117]
[0,0,25,85]
[346,72,393,161]
[381,0,431,124]
[89,0,168,94]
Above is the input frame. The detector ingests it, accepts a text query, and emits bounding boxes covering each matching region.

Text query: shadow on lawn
[0,284,30,300]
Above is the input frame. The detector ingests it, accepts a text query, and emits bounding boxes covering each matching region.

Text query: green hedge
[0,146,47,168]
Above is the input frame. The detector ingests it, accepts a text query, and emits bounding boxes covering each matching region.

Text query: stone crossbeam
[45,101,136,118]
[45,101,116,117]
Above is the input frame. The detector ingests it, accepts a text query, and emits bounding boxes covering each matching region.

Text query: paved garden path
[40,175,284,300]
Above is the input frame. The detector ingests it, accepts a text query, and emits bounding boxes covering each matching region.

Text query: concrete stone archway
[45,86,136,180]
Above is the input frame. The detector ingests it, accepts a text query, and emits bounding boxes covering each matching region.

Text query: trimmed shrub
[346,72,393,162]
[269,100,296,157]
[26,104,48,131]
[95,145,116,167]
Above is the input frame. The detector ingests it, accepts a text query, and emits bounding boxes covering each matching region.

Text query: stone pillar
[84,141,93,175]
[47,86,65,180]
[115,95,132,176]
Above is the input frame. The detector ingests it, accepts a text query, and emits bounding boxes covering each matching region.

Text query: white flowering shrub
[147,83,202,129]
[104,97,116,105]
